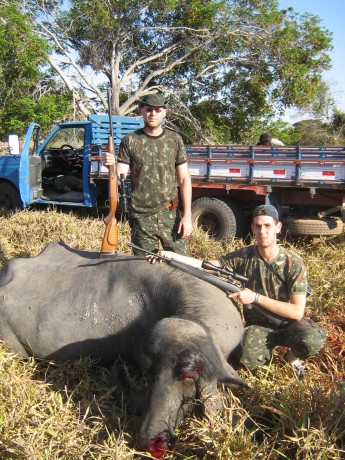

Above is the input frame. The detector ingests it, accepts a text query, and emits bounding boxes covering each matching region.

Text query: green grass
[0,209,344,459]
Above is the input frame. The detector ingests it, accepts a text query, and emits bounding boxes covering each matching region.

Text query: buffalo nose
[137,430,175,458]
[148,435,168,458]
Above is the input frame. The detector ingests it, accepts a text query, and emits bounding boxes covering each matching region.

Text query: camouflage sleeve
[289,257,308,295]
[117,136,131,164]
[174,133,187,165]
[218,248,246,273]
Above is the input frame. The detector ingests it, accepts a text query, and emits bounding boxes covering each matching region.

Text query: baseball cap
[259,133,272,144]
[138,94,168,108]
[252,204,279,221]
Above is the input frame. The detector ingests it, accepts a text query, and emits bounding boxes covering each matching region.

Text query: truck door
[18,123,43,207]
[37,123,88,206]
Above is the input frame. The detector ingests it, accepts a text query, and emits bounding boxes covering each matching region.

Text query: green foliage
[0,3,73,137]
[31,92,74,134]
[0,4,47,87]
[332,110,345,130]
[21,0,332,142]
[188,99,301,145]
[166,1,332,143]
[267,11,332,108]
[294,110,345,146]
[244,118,302,146]
[330,109,345,144]
[3,90,74,136]
[0,1,336,143]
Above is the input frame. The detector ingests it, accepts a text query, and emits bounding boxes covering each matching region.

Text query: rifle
[128,242,290,327]
[100,89,119,256]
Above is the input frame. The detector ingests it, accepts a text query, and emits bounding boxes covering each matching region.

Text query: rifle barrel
[128,242,290,327]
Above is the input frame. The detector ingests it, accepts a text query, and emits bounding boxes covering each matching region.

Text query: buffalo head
[135,317,246,457]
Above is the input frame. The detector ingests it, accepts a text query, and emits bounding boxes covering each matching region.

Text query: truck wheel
[192,197,242,240]
[0,183,22,214]
[282,217,344,236]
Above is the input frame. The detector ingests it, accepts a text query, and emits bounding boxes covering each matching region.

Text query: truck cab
[0,115,143,213]
[38,121,95,206]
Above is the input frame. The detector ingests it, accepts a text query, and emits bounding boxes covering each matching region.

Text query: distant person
[257,133,284,146]
[102,93,193,255]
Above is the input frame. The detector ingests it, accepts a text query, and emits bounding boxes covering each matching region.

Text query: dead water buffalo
[0,242,245,456]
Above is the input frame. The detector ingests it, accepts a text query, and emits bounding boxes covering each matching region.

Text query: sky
[278,0,345,122]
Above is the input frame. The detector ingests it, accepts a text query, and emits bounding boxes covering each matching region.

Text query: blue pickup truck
[1,115,344,238]
[0,115,143,212]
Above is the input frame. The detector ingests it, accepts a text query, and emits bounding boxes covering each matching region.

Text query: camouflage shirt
[118,128,187,216]
[219,245,307,301]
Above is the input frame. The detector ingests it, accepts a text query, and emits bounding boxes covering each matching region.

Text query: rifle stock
[100,90,119,256]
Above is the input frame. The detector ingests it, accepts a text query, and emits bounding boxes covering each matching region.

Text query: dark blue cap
[252,205,279,221]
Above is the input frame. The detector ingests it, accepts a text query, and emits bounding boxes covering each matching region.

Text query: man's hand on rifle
[102,152,116,167]
[146,250,170,264]
[228,288,257,305]
[146,250,205,269]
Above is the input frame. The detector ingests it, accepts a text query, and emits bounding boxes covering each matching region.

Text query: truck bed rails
[186,145,345,188]
[88,128,345,189]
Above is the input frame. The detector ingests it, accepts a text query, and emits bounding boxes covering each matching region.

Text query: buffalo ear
[219,362,249,388]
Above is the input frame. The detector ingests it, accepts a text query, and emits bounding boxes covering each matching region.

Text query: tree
[294,111,345,146]
[291,83,345,145]
[331,110,345,145]
[21,0,332,142]
[0,1,73,137]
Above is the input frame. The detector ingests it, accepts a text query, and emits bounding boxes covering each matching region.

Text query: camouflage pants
[239,318,328,370]
[129,207,189,255]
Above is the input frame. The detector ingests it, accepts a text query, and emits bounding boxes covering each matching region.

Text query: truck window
[43,127,85,151]
[41,126,85,202]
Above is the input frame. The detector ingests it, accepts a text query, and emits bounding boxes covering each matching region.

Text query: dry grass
[0,209,344,459]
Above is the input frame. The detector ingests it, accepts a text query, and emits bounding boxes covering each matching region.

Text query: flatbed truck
[0,115,344,238]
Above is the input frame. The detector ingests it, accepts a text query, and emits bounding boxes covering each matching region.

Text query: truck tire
[191,197,242,240]
[282,216,344,236]
[0,183,22,214]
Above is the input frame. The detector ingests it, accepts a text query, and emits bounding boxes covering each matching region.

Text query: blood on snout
[148,434,169,458]
[147,353,206,457]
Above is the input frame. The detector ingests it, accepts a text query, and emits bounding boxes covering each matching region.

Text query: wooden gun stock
[100,90,119,256]
[100,137,119,254]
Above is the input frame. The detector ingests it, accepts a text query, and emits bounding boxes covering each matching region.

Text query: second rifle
[128,242,290,327]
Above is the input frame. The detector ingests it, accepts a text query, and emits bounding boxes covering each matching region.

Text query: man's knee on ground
[239,325,275,370]
[284,319,328,359]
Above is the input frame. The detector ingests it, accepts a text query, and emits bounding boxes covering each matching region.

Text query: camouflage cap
[252,205,279,221]
[138,94,168,108]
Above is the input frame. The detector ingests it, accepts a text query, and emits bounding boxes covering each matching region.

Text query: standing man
[103,93,193,255]
[148,204,327,377]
